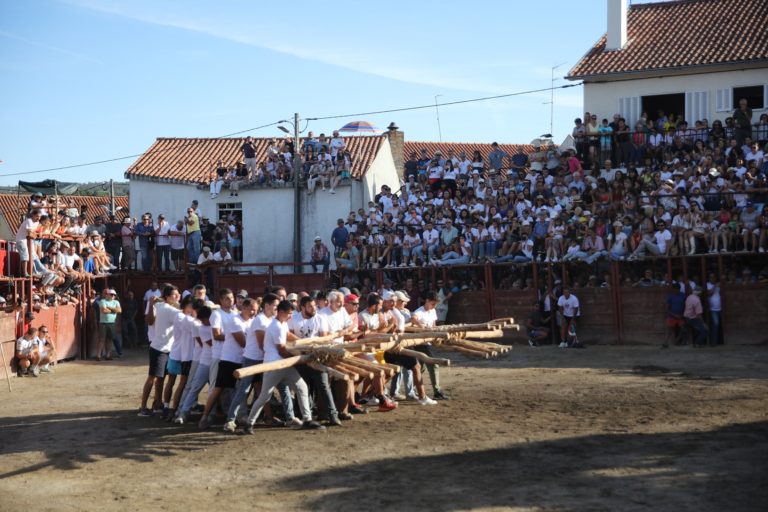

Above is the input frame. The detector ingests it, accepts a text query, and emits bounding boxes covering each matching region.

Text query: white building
[125,131,402,268]
[567,0,768,129]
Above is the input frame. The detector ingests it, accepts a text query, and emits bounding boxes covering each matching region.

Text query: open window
[642,93,685,125]
[732,85,765,110]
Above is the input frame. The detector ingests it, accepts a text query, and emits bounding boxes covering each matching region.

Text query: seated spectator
[16,327,50,377]
[310,236,330,273]
[212,245,233,272]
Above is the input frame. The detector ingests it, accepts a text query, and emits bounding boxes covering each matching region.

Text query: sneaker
[433,390,450,400]
[760,247,766,253]
[286,417,303,428]
[160,406,170,419]
[164,408,176,421]
[349,404,368,415]
[378,399,398,412]
[359,396,379,406]
[418,396,438,406]
[393,393,407,401]
[559,342,568,348]
[222,420,237,433]
[406,394,419,401]
[528,338,538,347]
[242,424,255,435]
[327,414,343,427]
[137,407,153,417]
[30,367,40,377]
[197,417,211,430]
[338,412,354,421]
[301,420,326,430]
[172,415,185,424]
[40,364,51,373]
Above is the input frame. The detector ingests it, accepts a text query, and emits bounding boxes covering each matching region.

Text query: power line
[2,121,282,178]
[306,83,582,121]
[4,82,583,178]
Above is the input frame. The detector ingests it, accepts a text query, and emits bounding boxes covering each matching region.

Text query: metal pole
[550,67,555,137]
[434,95,443,142]
[110,179,115,216]
[293,113,302,274]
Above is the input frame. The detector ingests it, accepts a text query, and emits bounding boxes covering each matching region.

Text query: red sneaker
[378,398,398,412]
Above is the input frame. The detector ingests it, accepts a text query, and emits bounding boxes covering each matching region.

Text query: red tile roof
[403,141,538,162]
[0,194,129,234]
[125,135,387,184]
[567,0,768,79]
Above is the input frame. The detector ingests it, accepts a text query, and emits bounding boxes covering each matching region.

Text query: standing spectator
[435,278,453,325]
[104,215,122,269]
[121,290,139,349]
[310,236,330,273]
[154,214,172,272]
[15,209,44,277]
[684,286,708,347]
[185,207,201,267]
[329,130,346,163]
[241,136,258,175]
[487,142,510,175]
[95,288,121,361]
[663,282,686,347]
[135,214,155,271]
[733,98,753,145]
[707,274,723,345]
[170,220,186,271]
[557,287,580,348]
[120,217,135,270]
[331,218,348,257]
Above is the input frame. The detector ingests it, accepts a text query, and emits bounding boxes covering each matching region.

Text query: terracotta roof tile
[403,141,538,163]
[0,194,129,234]
[567,0,768,79]
[125,135,387,184]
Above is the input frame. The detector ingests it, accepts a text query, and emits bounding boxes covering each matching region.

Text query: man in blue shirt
[664,282,687,348]
[488,142,510,173]
[330,219,348,257]
[532,212,550,261]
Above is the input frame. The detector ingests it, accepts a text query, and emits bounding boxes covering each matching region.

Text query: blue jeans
[226,357,261,422]
[156,245,171,272]
[486,240,498,258]
[686,317,708,346]
[178,362,210,417]
[496,254,530,263]
[186,231,201,267]
[471,242,486,260]
[413,243,439,261]
[709,311,721,345]
[138,242,152,271]
[438,252,470,265]
[584,250,608,264]
[311,256,330,273]
[389,368,414,397]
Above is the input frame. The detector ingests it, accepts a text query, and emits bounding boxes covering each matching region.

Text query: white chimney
[606,0,628,51]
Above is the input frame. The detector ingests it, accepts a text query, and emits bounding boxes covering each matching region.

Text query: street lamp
[278,114,303,273]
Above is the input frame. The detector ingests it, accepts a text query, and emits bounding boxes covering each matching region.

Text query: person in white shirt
[174,305,214,423]
[15,327,47,377]
[15,209,44,276]
[707,274,722,345]
[154,214,172,272]
[204,289,237,420]
[329,131,346,163]
[410,291,448,400]
[243,300,325,433]
[139,285,181,416]
[212,246,233,273]
[165,297,198,418]
[557,288,580,348]
[629,220,673,259]
[414,222,440,264]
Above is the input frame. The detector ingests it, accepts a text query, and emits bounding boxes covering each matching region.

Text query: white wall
[583,68,768,124]
[362,137,401,205]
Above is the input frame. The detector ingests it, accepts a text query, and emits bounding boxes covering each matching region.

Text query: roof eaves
[569,58,768,81]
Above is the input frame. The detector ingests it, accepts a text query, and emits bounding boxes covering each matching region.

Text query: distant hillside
[0,181,129,196]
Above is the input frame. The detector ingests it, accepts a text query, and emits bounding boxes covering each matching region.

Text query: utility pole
[549,62,567,137]
[434,94,443,142]
[293,112,302,274]
[109,179,115,216]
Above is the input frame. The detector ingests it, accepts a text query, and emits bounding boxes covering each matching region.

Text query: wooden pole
[1,340,12,392]
[234,355,311,379]
[307,361,349,381]
[396,348,451,366]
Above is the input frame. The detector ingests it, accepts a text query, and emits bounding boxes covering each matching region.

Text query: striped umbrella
[338,121,381,133]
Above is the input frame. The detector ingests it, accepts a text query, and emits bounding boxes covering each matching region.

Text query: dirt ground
[1,344,767,512]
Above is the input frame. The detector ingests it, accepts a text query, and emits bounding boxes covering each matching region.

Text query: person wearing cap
[120,217,135,270]
[95,288,122,361]
[310,236,330,273]
[683,286,708,347]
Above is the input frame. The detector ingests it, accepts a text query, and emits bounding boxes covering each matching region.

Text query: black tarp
[18,179,80,195]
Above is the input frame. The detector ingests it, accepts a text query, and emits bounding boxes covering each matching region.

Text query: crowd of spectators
[207,130,353,196]
[327,102,768,276]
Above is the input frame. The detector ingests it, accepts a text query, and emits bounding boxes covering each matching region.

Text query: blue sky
[0,0,623,186]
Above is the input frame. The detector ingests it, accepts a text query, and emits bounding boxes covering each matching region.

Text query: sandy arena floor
[1,344,767,512]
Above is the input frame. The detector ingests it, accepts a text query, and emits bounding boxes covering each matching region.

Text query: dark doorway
[642,93,685,126]
[733,85,764,110]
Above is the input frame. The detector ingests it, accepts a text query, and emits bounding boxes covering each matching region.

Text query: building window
[217,202,243,261]
[642,93,685,125]
[733,86,765,110]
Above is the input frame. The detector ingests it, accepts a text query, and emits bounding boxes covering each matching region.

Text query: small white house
[567,0,768,128]
[125,132,402,267]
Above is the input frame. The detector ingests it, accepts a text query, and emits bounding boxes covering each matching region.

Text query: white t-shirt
[169,312,195,361]
[412,306,437,328]
[151,302,178,353]
[654,229,673,253]
[144,288,161,303]
[288,311,329,339]
[197,324,214,366]
[197,252,215,265]
[16,336,35,355]
[213,251,232,263]
[422,228,439,245]
[15,218,38,244]
[329,137,345,157]
[263,318,289,363]
[145,301,156,343]
[155,222,171,246]
[707,282,721,311]
[243,313,270,361]
[611,231,628,251]
[210,308,236,360]
[319,306,352,343]
[557,295,580,317]
[220,314,248,364]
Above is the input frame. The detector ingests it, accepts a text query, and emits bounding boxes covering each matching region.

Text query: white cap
[382,291,396,301]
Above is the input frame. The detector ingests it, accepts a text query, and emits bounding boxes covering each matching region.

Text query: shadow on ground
[278,421,768,512]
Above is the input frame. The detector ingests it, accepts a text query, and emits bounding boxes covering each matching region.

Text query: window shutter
[685,91,709,123]
[617,96,641,127]
[763,84,768,110]
[716,88,732,112]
